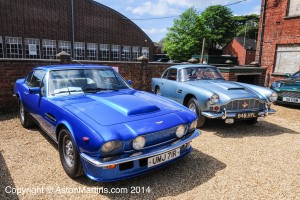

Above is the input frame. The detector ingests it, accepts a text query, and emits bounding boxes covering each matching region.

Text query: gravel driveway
[0,104,299,199]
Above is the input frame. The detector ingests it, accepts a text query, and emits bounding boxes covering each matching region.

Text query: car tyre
[155,86,161,95]
[58,128,84,178]
[19,100,34,128]
[187,98,205,127]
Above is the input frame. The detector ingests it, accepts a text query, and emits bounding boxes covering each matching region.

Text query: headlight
[271,81,282,89]
[101,141,121,153]
[132,136,146,150]
[176,125,187,138]
[209,94,219,104]
[189,119,198,131]
[268,92,278,102]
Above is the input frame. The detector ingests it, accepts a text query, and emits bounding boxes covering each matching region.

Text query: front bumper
[80,129,200,182]
[201,107,276,119]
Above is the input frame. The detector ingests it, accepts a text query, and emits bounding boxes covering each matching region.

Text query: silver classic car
[151,65,278,127]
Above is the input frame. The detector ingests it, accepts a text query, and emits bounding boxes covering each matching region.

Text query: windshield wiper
[84,87,119,93]
[52,89,82,96]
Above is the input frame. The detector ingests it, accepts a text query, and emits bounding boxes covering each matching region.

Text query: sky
[95,0,261,42]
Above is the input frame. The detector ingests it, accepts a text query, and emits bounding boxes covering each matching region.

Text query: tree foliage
[234,14,260,39]
[200,5,236,50]
[164,7,204,61]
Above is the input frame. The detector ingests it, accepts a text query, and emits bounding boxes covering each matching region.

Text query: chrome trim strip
[80,130,200,167]
[202,108,276,119]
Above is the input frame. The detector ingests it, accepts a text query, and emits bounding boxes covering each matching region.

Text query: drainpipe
[258,0,267,66]
[71,0,75,58]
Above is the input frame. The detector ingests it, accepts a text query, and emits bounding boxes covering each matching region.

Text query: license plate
[148,148,180,168]
[236,112,257,119]
[283,97,300,103]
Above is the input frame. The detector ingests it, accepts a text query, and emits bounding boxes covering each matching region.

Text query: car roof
[168,64,216,70]
[34,64,112,71]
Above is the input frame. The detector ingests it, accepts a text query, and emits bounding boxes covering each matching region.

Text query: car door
[160,68,178,101]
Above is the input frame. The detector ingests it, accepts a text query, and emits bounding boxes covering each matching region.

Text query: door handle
[176,89,182,94]
[161,82,164,85]
[23,91,29,96]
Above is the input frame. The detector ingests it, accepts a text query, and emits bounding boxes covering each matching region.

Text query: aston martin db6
[14,64,200,182]
[151,65,278,127]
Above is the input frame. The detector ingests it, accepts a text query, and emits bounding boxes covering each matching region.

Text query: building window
[25,38,40,59]
[142,47,149,58]
[42,39,57,59]
[274,45,300,73]
[58,41,71,54]
[99,44,110,61]
[111,45,121,61]
[132,46,140,61]
[288,0,300,17]
[74,42,85,60]
[122,46,131,61]
[0,36,3,58]
[5,37,23,58]
[87,43,98,60]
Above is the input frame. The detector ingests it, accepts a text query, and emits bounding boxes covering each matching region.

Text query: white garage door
[274,45,300,73]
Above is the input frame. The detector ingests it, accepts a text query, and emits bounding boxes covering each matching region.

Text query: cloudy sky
[95,0,261,42]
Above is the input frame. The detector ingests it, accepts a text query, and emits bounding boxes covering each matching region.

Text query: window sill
[284,15,300,20]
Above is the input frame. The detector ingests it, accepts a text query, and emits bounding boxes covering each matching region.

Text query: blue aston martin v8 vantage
[14,64,200,182]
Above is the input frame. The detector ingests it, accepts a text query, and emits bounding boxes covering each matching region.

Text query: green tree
[234,14,260,39]
[200,5,235,51]
[164,7,205,61]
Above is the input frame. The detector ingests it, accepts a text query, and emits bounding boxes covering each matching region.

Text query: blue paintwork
[14,64,200,182]
[151,64,277,123]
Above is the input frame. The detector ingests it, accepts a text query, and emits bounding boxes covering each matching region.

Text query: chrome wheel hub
[188,103,196,113]
[63,139,74,167]
[20,103,25,123]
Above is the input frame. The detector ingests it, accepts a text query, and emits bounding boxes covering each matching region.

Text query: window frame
[5,37,23,58]
[25,38,41,59]
[42,39,57,59]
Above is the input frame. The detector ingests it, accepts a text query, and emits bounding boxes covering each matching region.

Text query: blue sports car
[151,65,278,127]
[14,64,200,182]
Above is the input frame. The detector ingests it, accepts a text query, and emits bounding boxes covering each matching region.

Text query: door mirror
[29,87,41,94]
[127,80,132,85]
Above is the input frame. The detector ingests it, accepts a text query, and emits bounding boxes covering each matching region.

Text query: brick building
[223,37,256,65]
[0,0,154,61]
[256,0,300,84]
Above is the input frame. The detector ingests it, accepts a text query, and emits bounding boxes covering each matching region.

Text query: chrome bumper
[201,107,276,119]
[80,130,200,167]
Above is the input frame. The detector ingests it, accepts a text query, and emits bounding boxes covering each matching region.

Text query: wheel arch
[183,94,196,106]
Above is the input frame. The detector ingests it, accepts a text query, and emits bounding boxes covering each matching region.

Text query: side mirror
[127,80,132,85]
[29,87,41,94]
[285,73,291,77]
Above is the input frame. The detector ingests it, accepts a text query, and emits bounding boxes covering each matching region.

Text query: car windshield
[290,71,300,79]
[48,68,130,96]
[180,67,224,81]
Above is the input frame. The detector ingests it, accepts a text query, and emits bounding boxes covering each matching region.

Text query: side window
[166,68,177,81]
[26,71,34,86]
[162,70,169,79]
[28,70,46,87]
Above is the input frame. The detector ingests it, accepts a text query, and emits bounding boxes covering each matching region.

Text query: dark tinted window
[162,70,169,79]
[166,68,177,80]
[26,71,34,86]
[29,70,46,87]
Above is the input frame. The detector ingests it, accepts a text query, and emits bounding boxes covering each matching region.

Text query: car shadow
[203,119,299,138]
[0,114,18,122]
[0,151,19,200]
[74,149,226,198]
[274,103,300,110]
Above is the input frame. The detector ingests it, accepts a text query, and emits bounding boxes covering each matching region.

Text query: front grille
[220,99,264,111]
[123,126,178,151]
[278,91,300,99]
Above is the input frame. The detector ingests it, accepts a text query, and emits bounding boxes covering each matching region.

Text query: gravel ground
[0,104,299,200]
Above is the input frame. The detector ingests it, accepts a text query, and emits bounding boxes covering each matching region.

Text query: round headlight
[189,119,198,131]
[209,94,219,104]
[176,125,187,138]
[268,91,278,102]
[101,141,120,153]
[271,81,282,89]
[132,136,146,150]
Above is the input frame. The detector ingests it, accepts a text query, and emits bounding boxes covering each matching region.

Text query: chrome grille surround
[278,91,300,99]
[220,98,265,112]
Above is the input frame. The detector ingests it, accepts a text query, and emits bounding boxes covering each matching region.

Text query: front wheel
[155,86,161,95]
[19,100,34,128]
[187,98,205,128]
[58,129,84,178]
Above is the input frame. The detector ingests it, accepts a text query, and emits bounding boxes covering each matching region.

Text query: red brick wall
[223,39,256,65]
[0,60,266,113]
[256,0,300,78]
